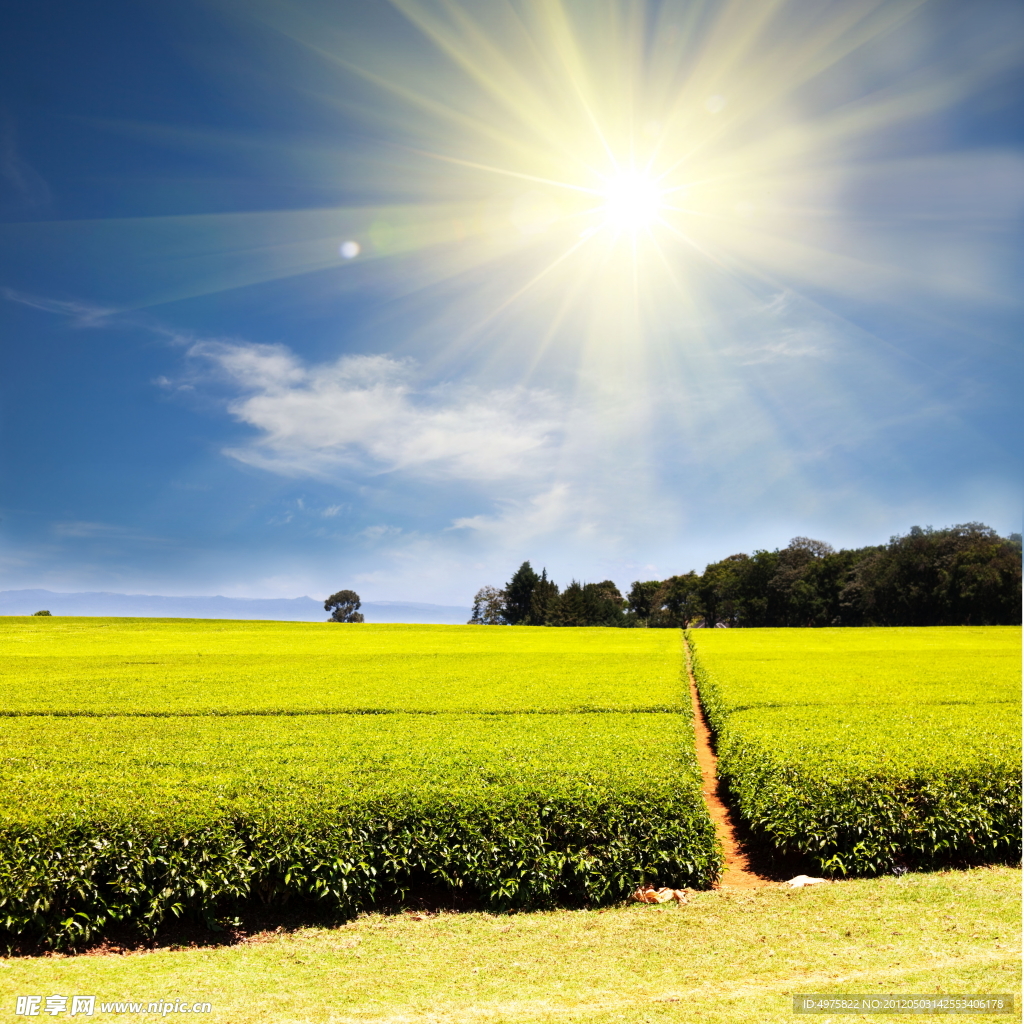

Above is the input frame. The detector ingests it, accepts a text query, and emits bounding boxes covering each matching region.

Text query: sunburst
[11,0,1005,383]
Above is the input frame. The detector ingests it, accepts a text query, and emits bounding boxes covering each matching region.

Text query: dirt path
[684,639,769,889]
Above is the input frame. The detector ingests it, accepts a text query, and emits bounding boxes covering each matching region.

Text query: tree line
[470,523,1022,628]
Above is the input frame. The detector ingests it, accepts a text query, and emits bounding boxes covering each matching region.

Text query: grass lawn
[1,867,1018,1023]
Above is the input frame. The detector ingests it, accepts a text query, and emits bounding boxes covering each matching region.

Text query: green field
[4,618,1019,951]
[688,626,1020,725]
[687,627,1022,876]
[0,619,684,715]
[0,713,696,822]
[0,621,718,950]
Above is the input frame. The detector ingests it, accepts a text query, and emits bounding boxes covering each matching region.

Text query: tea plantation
[688,626,1022,876]
[0,619,684,715]
[0,620,716,949]
[2,618,1018,951]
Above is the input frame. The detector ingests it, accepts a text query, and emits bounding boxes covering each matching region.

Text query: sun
[598,170,665,233]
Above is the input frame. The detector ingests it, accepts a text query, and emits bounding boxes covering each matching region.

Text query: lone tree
[324,589,364,623]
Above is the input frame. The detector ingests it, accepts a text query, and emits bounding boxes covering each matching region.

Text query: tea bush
[687,627,1022,876]
[0,619,684,715]
[0,713,720,948]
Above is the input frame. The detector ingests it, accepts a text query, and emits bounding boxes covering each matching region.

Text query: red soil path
[685,639,770,889]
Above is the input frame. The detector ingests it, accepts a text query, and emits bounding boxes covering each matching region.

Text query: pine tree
[530,569,560,625]
[503,561,540,625]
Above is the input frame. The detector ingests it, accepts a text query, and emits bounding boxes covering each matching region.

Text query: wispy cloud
[1,288,118,327]
[361,524,402,541]
[192,341,560,482]
[732,329,826,366]
[52,521,170,544]
[450,484,577,543]
[0,115,52,217]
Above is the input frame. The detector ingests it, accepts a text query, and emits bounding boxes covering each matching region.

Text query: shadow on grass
[1,884,497,958]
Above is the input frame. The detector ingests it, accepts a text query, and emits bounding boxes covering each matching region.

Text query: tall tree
[697,554,749,626]
[548,580,588,626]
[549,580,625,626]
[586,580,627,626]
[650,572,702,627]
[467,523,1020,631]
[530,569,560,625]
[504,561,541,625]
[768,537,835,626]
[626,580,662,624]
[842,524,1022,626]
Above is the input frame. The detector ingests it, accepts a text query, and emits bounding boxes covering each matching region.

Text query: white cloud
[733,330,825,365]
[450,484,576,544]
[362,524,403,541]
[193,342,559,482]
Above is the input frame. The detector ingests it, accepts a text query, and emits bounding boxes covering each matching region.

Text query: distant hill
[0,590,472,625]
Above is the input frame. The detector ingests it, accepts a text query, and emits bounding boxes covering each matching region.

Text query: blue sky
[1,0,1021,605]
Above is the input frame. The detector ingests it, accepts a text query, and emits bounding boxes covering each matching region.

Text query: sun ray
[455,233,596,338]
[407,147,598,196]
[3,0,1013,397]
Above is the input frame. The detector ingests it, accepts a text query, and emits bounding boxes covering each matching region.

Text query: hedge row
[0,713,721,949]
[688,626,1021,726]
[716,706,1021,876]
[687,628,1022,876]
